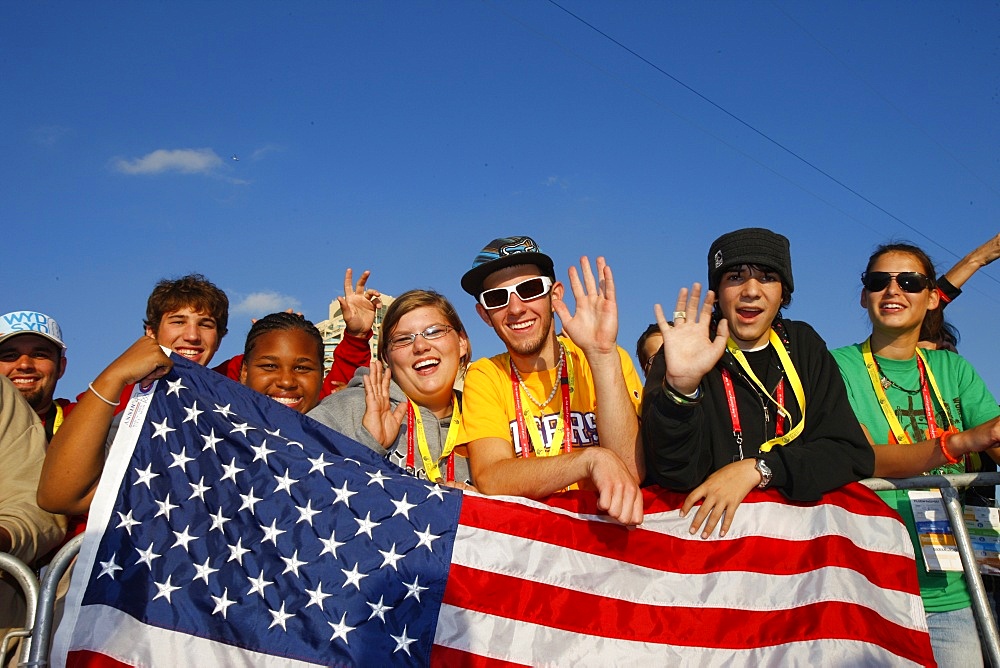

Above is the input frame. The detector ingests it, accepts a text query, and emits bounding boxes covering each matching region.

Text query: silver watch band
[755,458,772,489]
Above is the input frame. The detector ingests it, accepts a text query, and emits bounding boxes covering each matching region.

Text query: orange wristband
[939,431,960,465]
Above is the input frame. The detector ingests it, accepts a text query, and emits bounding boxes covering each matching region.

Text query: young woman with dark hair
[832,242,1000,667]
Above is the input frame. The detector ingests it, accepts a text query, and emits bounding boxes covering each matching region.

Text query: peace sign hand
[340,268,381,337]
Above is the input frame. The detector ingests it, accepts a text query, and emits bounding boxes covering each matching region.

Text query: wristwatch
[755,458,772,489]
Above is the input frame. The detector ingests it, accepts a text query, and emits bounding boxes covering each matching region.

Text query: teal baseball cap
[461,236,555,297]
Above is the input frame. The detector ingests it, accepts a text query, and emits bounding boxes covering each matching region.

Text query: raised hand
[972,232,1000,267]
[361,362,407,447]
[339,268,381,337]
[653,283,729,395]
[553,256,618,357]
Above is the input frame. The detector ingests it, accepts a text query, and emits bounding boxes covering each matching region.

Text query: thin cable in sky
[770,0,1000,203]
[483,4,919,253]
[543,0,986,268]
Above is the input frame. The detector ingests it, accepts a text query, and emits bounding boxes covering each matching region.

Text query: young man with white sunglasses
[458,236,645,525]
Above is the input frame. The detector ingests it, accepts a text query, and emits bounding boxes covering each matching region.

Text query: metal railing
[862,472,1000,667]
[25,534,83,668]
[0,551,40,668]
[4,478,999,666]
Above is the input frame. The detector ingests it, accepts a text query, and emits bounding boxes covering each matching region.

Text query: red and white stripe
[434,484,932,667]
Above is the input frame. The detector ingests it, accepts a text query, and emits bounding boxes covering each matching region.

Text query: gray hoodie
[307,368,471,484]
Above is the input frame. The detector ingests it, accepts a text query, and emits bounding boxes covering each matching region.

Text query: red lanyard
[510,359,572,458]
[915,355,941,439]
[560,364,572,449]
[720,369,784,457]
[510,372,531,458]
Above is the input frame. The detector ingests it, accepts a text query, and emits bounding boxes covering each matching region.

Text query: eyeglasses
[861,271,932,293]
[479,276,553,310]
[387,325,455,350]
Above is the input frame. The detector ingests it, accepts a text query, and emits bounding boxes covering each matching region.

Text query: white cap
[0,311,66,351]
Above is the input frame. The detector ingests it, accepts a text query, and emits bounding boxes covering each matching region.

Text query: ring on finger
[673,311,687,320]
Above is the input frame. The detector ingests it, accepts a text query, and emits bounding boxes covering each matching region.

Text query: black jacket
[642,319,873,501]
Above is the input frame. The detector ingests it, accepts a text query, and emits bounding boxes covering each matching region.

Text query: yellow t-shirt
[459,336,642,456]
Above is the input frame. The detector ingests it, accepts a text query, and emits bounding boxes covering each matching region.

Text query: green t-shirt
[832,343,1000,612]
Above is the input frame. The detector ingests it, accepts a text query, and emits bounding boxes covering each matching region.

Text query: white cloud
[32,125,72,147]
[231,292,302,316]
[544,175,569,190]
[250,144,283,161]
[113,148,224,175]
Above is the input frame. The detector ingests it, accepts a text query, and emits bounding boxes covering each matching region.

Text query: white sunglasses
[478,276,553,310]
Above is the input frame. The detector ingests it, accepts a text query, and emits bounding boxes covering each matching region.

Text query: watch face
[755,459,772,488]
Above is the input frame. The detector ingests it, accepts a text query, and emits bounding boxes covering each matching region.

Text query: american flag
[53,355,934,667]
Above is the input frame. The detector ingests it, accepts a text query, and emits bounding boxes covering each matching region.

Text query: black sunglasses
[861,271,932,293]
[479,276,553,310]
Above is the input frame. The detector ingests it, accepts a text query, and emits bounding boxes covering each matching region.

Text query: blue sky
[3,1,999,398]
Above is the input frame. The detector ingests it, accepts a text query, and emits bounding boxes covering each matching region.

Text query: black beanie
[707,228,794,293]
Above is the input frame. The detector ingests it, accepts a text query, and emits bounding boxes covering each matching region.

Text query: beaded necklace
[510,344,565,408]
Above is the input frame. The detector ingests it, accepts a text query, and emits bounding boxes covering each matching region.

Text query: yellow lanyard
[512,345,574,458]
[861,340,955,444]
[42,402,65,442]
[726,329,807,452]
[53,403,64,433]
[522,403,564,457]
[408,395,461,483]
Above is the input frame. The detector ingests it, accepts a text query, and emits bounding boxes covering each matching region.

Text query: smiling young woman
[832,242,1000,667]
[381,308,467,419]
[239,312,324,415]
[308,290,474,488]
